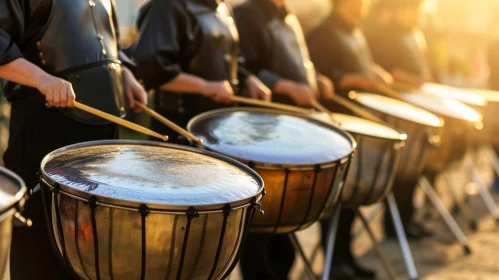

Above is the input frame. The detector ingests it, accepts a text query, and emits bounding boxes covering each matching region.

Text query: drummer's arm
[390,67,429,87]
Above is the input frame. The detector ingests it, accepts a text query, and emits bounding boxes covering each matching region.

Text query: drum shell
[473,103,499,146]
[354,105,440,181]
[425,115,474,170]
[341,134,402,207]
[44,188,253,280]
[249,160,350,234]
[0,209,15,278]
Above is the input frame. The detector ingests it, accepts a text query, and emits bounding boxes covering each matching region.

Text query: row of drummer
[0,0,430,279]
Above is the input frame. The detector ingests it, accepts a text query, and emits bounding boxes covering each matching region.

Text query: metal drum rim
[40,140,265,212]
[0,166,27,216]
[329,112,408,142]
[187,107,357,170]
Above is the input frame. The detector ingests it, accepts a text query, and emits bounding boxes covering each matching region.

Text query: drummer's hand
[202,80,234,103]
[275,80,315,106]
[36,73,76,108]
[317,74,334,99]
[123,67,148,112]
[244,75,272,102]
[373,64,393,86]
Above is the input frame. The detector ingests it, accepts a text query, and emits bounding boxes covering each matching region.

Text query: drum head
[353,93,443,127]
[188,108,355,167]
[0,167,26,214]
[421,83,487,106]
[469,88,499,103]
[41,141,263,210]
[402,92,482,122]
[324,113,406,140]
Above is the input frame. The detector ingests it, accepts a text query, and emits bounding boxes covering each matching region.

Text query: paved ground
[229,147,499,279]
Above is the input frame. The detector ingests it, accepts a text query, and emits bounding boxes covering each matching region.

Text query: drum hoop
[187,107,357,170]
[40,177,260,214]
[0,166,27,216]
[40,140,265,211]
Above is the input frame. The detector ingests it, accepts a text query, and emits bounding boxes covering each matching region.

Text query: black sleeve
[0,0,25,66]
[307,25,346,85]
[234,6,281,90]
[132,0,198,90]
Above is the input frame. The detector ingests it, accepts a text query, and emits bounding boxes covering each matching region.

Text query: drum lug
[13,212,32,228]
[255,203,264,216]
[30,183,42,196]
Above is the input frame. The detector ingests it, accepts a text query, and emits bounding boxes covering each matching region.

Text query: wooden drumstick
[326,94,384,123]
[376,84,403,100]
[73,102,169,142]
[231,96,313,114]
[135,102,203,145]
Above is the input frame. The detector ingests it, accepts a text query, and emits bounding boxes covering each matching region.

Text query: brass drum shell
[46,192,251,280]
[0,167,27,278]
[341,134,403,207]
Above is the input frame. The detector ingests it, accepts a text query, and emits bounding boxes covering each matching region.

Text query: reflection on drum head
[402,92,481,122]
[0,174,19,209]
[354,93,442,127]
[191,111,353,165]
[42,145,261,206]
[314,113,403,140]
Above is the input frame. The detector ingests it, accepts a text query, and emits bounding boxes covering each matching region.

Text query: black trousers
[239,233,296,280]
[4,100,118,280]
[383,177,419,232]
[320,208,356,263]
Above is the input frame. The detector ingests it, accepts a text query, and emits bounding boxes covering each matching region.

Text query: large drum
[40,140,264,280]
[401,92,482,170]
[350,92,443,181]
[467,88,499,146]
[188,108,355,234]
[316,113,406,206]
[0,167,27,277]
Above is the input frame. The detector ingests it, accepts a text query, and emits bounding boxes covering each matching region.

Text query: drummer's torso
[264,14,317,88]
[333,28,374,76]
[9,0,125,125]
[156,0,239,116]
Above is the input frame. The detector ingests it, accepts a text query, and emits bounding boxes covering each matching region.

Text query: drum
[188,108,355,234]
[0,167,27,277]
[421,83,487,107]
[401,92,482,170]
[467,88,499,146]
[40,140,264,280]
[350,92,443,181]
[315,113,406,206]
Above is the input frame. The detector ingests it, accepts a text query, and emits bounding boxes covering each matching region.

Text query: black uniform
[0,1,129,279]
[367,24,431,80]
[367,23,431,235]
[234,1,317,278]
[133,0,248,144]
[307,10,377,271]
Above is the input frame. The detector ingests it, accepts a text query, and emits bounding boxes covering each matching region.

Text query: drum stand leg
[386,193,419,280]
[289,233,318,280]
[486,145,499,178]
[443,171,478,231]
[353,208,398,280]
[321,208,341,280]
[465,152,499,224]
[418,176,471,255]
